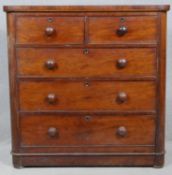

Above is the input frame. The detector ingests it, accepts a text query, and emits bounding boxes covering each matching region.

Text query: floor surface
[0,140,171,175]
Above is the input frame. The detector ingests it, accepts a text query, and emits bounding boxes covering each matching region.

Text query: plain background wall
[0,0,171,145]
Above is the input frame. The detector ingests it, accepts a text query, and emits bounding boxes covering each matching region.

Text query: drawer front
[16,16,84,44]
[88,16,158,44]
[19,81,156,111]
[20,114,155,146]
[17,48,156,77]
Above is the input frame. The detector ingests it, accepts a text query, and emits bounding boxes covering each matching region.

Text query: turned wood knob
[45,60,57,70]
[46,93,57,104]
[47,127,58,137]
[116,26,128,36]
[45,27,55,36]
[116,92,128,104]
[116,126,127,137]
[116,59,127,69]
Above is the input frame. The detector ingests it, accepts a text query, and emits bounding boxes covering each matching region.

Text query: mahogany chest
[4,5,170,167]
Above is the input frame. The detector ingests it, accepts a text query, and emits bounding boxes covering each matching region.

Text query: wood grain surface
[4,5,169,167]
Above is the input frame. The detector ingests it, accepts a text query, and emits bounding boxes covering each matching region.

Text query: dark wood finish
[44,59,57,70]
[20,114,155,146]
[19,81,156,111]
[17,48,156,77]
[45,26,56,36]
[19,155,156,167]
[116,58,128,69]
[116,92,128,104]
[4,5,169,168]
[116,26,128,37]
[46,93,57,104]
[6,12,22,169]
[47,127,59,138]
[19,142,155,153]
[154,12,167,168]
[16,16,84,44]
[3,5,170,12]
[88,16,158,44]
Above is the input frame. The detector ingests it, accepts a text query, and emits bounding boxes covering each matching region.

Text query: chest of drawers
[4,5,170,168]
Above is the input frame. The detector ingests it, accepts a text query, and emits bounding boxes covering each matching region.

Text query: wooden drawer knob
[116,92,128,104]
[116,126,127,137]
[46,93,57,104]
[116,26,128,36]
[45,27,55,36]
[116,59,127,69]
[48,127,58,137]
[45,60,57,70]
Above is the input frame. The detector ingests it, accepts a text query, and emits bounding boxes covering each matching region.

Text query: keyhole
[120,17,126,23]
[84,115,92,121]
[83,49,89,55]
[84,81,89,87]
[48,17,53,22]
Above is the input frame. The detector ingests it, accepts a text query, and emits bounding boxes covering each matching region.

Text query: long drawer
[17,48,156,77]
[20,114,156,146]
[19,81,156,111]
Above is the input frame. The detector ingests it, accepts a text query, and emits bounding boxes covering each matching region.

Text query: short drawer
[20,114,155,146]
[17,48,156,77]
[88,16,158,44]
[19,81,156,111]
[16,16,84,44]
